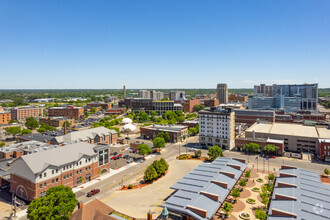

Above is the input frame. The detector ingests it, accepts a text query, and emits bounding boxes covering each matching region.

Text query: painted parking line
[102,198,109,202]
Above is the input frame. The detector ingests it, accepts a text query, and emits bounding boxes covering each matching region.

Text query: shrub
[239,179,247,187]
[324,168,329,175]
[128,184,133,189]
[245,170,251,178]
[160,158,169,171]
[255,209,268,220]
[231,188,240,198]
[178,154,189,160]
[268,173,275,181]
[194,150,202,158]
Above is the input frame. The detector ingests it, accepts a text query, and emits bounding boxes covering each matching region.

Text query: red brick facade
[203,99,219,108]
[0,111,11,124]
[318,140,330,162]
[86,103,112,110]
[183,99,201,112]
[48,106,84,120]
[235,138,284,156]
[11,107,43,121]
[228,94,248,102]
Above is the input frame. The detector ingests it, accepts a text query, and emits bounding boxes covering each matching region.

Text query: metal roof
[268,167,330,220]
[162,157,247,219]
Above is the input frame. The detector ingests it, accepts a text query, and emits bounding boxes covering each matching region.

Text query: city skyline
[0,0,329,89]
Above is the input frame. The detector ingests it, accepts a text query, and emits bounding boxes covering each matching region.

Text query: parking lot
[109,145,146,169]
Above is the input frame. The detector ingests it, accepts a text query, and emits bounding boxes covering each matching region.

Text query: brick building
[11,106,43,121]
[203,99,219,108]
[86,102,112,110]
[183,99,201,112]
[0,111,11,124]
[234,109,275,125]
[105,108,125,115]
[0,141,54,159]
[235,137,284,155]
[228,94,248,103]
[140,124,188,143]
[318,139,330,162]
[48,106,84,120]
[10,142,110,202]
[39,117,75,128]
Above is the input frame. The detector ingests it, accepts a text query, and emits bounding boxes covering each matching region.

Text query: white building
[199,107,235,150]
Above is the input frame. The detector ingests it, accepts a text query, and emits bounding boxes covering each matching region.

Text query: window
[85,159,87,163]
[76,171,79,174]
[70,173,72,177]
[39,184,42,189]
[80,170,82,174]
[44,182,47,187]
[64,176,66,180]
[44,173,46,177]
[56,169,58,173]
[39,174,42,179]
[52,180,54,184]
[89,158,91,162]
[67,174,69,178]
[52,170,54,174]
[80,161,82,165]
[86,168,87,171]
[89,166,91,170]
[56,178,58,183]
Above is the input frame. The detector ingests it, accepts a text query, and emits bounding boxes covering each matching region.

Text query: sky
[0,0,329,89]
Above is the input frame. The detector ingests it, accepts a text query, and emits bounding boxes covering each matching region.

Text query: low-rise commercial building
[234,109,275,125]
[0,111,11,124]
[10,142,110,201]
[48,106,84,120]
[268,166,330,220]
[153,101,182,114]
[203,99,219,108]
[245,122,330,156]
[11,106,43,121]
[318,139,330,162]
[0,141,54,159]
[235,137,284,155]
[162,157,247,219]
[140,124,188,143]
[86,102,112,110]
[39,117,75,128]
[105,108,125,115]
[228,94,248,102]
[199,107,235,150]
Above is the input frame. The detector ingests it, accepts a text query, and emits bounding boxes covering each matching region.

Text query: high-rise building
[272,83,318,110]
[254,84,273,97]
[248,95,301,112]
[138,90,151,99]
[151,90,164,100]
[199,107,235,150]
[216,84,228,104]
[170,91,185,101]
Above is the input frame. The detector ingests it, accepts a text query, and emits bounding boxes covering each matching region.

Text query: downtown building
[216,83,228,104]
[10,142,110,202]
[48,105,84,120]
[248,95,301,112]
[120,98,182,114]
[11,106,43,121]
[0,110,11,124]
[199,107,235,150]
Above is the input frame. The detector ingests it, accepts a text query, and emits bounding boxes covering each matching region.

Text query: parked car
[123,155,129,159]
[115,156,120,160]
[188,148,197,152]
[118,154,123,158]
[127,158,133,163]
[268,155,276,158]
[111,156,116,160]
[87,189,100,197]
[112,152,118,155]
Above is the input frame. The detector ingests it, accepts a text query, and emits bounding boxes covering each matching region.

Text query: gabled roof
[63,127,117,143]
[70,199,116,220]
[15,142,99,174]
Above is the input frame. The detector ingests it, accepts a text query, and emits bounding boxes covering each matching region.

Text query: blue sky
[0,0,329,89]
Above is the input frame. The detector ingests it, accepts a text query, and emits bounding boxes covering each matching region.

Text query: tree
[152,160,165,177]
[194,150,202,158]
[27,185,78,220]
[263,144,279,155]
[13,97,25,106]
[207,145,224,161]
[139,111,149,122]
[91,107,97,113]
[255,209,268,220]
[38,127,46,133]
[222,202,233,216]
[245,170,251,178]
[268,173,275,181]
[159,158,169,171]
[25,117,39,130]
[239,179,247,187]
[324,168,329,175]
[192,104,205,112]
[5,126,22,136]
[156,132,170,142]
[84,111,89,118]
[137,144,152,157]
[0,141,5,147]
[231,188,240,198]
[243,142,261,154]
[153,137,165,151]
[144,165,158,182]
[21,129,32,135]
[64,121,71,128]
[176,116,185,123]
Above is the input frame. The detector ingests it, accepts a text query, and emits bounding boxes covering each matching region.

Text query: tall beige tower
[216,83,228,104]
[123,85,126,98]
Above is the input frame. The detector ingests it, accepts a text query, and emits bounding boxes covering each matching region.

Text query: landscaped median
[120,158,169,190]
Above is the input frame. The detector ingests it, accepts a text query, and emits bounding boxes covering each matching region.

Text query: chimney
[123,85,126,98]
[78,201,83,209]
[147,210,152,220]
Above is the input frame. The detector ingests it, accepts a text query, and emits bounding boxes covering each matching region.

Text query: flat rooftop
[145,124,187,132]
[247,122,330,139]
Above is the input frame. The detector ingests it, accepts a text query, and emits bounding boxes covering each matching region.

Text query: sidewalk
[15,154,157,219]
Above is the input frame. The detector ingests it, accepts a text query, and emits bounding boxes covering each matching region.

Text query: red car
[111,156,116,160]
[269,155,276,159]
[87,189,100,197]
[118,154,123,158]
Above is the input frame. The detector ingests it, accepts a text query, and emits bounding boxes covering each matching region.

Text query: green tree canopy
[231,188,240,198]
[21,129,32,135]
[243,142,261,154]
[153,137,165,150]
[268,173,275,181]
[137,144,152,157]
[37,127,46,133]
[255,209,268,220]
[152,160,165,177]
[222,202,233,215]
[159,158,169,171]
[324,168,329,175]
[207,145,224,161]
[156,132,170,142]
[263,144,279,154]
[5,126,22,136]
[144,165,158,182]
[0,141,6,147]
[25,117,39,130]
[27,185,78,220]
[192,104,205,112]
